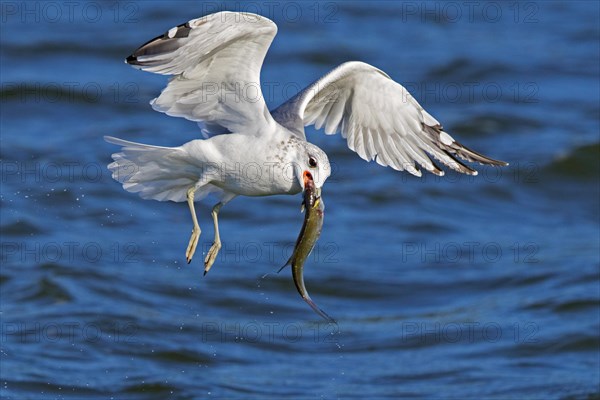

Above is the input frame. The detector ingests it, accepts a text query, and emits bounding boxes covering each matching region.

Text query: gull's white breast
[181,132,302,197]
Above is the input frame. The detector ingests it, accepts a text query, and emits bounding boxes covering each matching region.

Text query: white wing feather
[272,61,507,176]
[126,12,277,137]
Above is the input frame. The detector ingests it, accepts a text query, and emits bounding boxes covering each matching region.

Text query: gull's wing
[126,12,277,137]
[271,61,507,176]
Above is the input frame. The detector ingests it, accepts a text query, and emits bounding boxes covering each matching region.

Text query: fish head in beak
[301,170,321,207]
[303,170,315,190]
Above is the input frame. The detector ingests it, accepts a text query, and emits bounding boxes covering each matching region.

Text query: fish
[280,171,336,323]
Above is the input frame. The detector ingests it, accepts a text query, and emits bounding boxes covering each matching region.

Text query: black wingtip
[125,21,194,68]
[125,54,139,65]
[451,139,509,167]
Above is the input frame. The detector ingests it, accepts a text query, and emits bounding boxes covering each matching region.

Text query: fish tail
[292,262,336,323]
[303,294,337,324]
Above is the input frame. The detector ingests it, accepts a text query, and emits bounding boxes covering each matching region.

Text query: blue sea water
[1,1,599,399]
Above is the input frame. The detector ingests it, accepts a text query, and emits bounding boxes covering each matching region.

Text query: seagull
[105,11,507,275]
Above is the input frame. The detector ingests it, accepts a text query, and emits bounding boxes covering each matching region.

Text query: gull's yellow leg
[185,187,201,264]
[204,202,223,275]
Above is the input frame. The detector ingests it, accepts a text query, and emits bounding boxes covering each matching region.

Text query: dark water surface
[1,1,599,399]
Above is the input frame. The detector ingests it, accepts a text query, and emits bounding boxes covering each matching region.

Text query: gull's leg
[203,202,223,275]
[185,187,201,264]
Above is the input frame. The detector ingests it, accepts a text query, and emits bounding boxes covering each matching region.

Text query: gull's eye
[308,156,318,168]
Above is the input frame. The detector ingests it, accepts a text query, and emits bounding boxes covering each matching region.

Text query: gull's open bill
[279,171,335,323]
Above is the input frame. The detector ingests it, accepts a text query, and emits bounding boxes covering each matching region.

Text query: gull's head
[294,142,330,191]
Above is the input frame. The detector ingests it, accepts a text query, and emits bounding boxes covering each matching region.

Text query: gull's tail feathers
[104,136,221,202]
